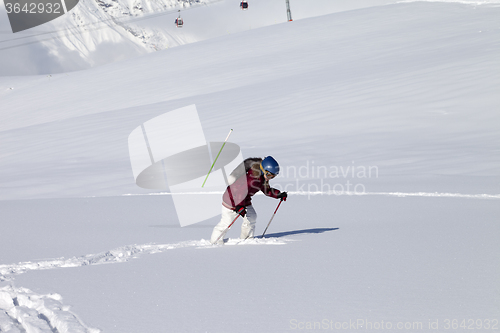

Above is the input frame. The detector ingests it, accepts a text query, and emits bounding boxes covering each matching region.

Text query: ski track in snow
[0,238,289,332]
[293,191,500,199]
[0,285,100,333]
[0,238,289,282]
[121,191,500,200]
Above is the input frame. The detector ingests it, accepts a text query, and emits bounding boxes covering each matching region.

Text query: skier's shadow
[258,227,339,238]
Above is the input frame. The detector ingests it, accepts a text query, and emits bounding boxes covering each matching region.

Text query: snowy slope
[3,0,482,76]
[1,195,499,332]
[0,1,499,332]
[0,0,395,75]
[0,1,499,200]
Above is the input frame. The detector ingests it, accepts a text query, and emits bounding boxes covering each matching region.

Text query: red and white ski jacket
[222,164,281,209]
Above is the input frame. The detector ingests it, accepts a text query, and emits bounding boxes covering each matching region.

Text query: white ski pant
[210,205,257,243]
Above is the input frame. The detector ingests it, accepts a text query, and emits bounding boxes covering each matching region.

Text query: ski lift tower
[286,0,292,22]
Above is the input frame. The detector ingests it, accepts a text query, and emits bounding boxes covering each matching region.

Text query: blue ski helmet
[261,156,280,175]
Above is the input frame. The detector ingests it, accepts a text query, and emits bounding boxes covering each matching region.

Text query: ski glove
[234,205,247,217]
[277,191,288,201]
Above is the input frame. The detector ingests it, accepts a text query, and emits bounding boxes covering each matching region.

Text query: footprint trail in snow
[0,237,290,332]
[0,237,289,281]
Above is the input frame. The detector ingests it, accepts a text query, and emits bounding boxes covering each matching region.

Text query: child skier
[210,156,287,244]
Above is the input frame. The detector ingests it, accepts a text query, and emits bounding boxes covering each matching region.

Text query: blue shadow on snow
[258,227,339,239]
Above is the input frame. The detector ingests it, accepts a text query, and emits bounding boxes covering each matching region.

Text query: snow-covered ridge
[91,0,214,50]
[0,0,217,75]
[95,0,202,17]
[120,191,500,199]
[3,0,498,75]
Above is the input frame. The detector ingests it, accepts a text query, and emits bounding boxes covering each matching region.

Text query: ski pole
[213,208,244,244]
[202,129,233,187]
[261,199,284,238]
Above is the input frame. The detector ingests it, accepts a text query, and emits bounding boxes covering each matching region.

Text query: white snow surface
[1,0,499,332]
[3,0,499,75]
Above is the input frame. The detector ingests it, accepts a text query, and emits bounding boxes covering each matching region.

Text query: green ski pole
[202,129,233,187]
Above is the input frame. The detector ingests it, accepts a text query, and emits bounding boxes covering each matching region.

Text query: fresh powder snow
[0,0,499,332]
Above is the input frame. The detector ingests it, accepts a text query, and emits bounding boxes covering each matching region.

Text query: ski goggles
[264,170,277,179]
